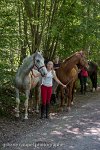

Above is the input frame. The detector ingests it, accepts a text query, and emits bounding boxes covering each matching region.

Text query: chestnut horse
[52,51,88,111]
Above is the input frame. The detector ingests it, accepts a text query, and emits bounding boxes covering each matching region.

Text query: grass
[0,75,100,118]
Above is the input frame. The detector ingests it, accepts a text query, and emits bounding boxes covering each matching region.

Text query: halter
[32,64,46,77]
[34,64,45,71]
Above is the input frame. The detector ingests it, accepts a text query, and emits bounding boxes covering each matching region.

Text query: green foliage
[0,0,100,84]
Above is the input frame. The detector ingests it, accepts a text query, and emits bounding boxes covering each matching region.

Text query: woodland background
[0,0,100,115]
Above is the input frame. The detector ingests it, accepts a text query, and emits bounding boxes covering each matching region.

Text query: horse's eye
[37,60,40,63]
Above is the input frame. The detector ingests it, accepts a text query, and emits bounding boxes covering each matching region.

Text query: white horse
[14,52,47,119]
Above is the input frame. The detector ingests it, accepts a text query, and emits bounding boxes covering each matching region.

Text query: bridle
[33,57,45,72]
[34,64,45,71]
[77,52,89,69]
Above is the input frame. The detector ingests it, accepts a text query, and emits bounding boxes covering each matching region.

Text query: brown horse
[52,51,88,111]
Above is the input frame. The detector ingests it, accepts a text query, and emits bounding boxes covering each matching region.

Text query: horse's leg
[60,86,65,107]
[90,75,95,91]
[82,77,86,94]
[15,88,20,118]
[24,90,30,119]
[67,84,73,111]
[56,85,60,100]
[94,72,97,90]
[71,82,75,105]
[28,89,34,112]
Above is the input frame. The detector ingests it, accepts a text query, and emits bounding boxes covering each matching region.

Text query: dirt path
[0,92,100,150]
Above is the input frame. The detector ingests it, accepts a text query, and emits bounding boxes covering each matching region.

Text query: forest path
[0,92,100,150]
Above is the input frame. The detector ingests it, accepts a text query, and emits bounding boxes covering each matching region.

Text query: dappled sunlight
[64,127,81,135]
[84,127,100,136]
[1,91,100,150]
[48,108,100,145]
[62,115,74,120]
[64,124,72,129]
[51,124,59,128]
[69,145,75,149]
[51,131,64,136]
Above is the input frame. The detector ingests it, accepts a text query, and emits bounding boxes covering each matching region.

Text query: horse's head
[33,51,47,76]
[76,51,89,69]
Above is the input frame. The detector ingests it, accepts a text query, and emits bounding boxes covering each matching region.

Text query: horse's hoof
[24,117,28,120]
[35,110,39,114]
[66,107,71,112]
[14,108,19,113]
[24,116,28,119]
[71,102,74,105]
[15,114,20,118]
[74,89,77,93]
[28,108,32,112]
[93,88,95,92]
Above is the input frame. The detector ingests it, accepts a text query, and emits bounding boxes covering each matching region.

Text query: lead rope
[65,78,74,87]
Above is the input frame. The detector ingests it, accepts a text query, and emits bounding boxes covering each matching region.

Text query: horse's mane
[63,53,76,63]
[22,56,31,63]
[60,53,77,67]
[61,51,84,65]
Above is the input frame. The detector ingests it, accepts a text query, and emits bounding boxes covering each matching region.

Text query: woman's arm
[53,71,66,88]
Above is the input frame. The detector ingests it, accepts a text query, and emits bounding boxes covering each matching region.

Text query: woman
[79,67,88,94]
[53,56,60,70]
[33,61,66,119]
[41,61,66,119]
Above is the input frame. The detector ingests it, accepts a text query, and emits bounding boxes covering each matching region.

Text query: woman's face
[55,57,59,63]
[47,61,53,70]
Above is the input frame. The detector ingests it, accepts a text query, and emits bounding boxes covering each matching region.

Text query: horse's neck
[17,55,34,78]
[62,55,79,72]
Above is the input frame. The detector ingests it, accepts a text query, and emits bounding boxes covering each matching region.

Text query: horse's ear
[78,51,85,57]
[38,51,42,55]
[33,52,38,60]
[34,51,40,57]
[80,50,83,54]
[35,51,38,55]
[35,51,42,55]
[75,51,84,57]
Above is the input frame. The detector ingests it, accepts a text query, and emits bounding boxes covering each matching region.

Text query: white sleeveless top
[41,70,55,87]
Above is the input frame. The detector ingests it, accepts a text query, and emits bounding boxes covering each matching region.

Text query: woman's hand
[62,84,66,88]
[53,72,67,88]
